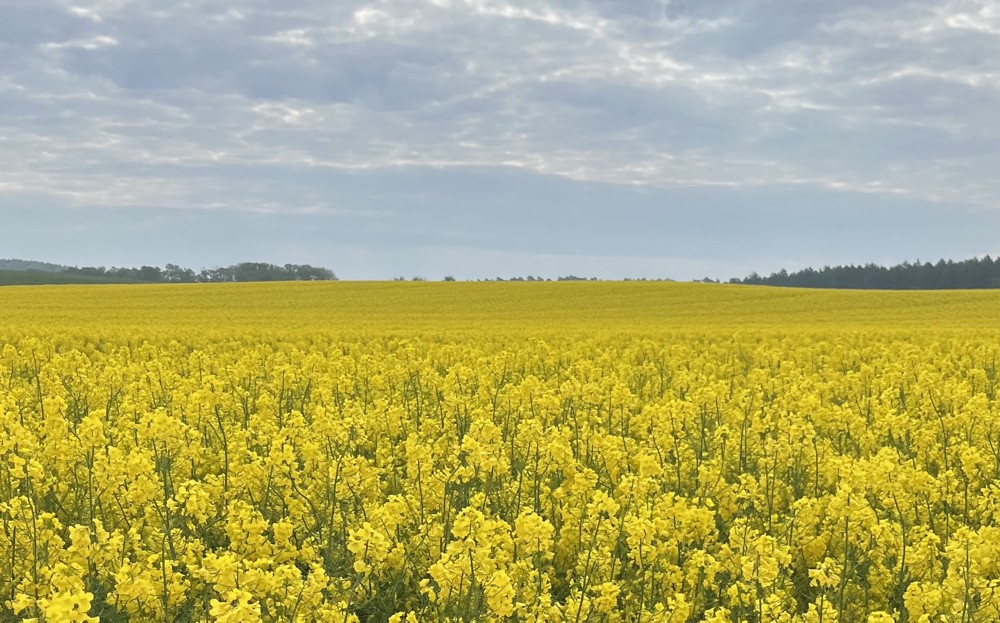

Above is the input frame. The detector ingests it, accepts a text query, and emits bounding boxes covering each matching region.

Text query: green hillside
[0,269,147,286]
[0,259,67,272]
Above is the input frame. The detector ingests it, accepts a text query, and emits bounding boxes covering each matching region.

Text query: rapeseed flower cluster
[3,324,1000,622]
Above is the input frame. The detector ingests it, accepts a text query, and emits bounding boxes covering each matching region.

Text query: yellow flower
[210,589,261,623]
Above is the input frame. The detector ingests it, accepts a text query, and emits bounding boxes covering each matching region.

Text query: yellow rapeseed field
[2,282,1000,622]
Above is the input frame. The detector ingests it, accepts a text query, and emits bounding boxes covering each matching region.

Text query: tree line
[61,262,337,283]
[735,256,1000,289]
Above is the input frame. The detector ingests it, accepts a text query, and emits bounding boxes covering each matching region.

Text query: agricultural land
[1,282,999,622]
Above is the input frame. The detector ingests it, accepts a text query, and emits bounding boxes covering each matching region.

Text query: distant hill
[0,269,147,285]
[0,259,68,272]
[0,259,338,285]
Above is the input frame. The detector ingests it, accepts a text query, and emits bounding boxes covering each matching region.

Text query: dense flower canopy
[2,282,1000,621]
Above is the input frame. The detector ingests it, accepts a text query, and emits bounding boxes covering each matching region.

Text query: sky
[2,0,999,280]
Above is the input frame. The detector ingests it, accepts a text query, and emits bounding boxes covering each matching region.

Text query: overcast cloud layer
[2,0,999,279]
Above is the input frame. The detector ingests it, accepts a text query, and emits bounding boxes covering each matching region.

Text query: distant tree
[70,266,109,278]
[164,264,196,283]
[5,260,336,284]
[135,266,163,282]
[737,256,1000,290]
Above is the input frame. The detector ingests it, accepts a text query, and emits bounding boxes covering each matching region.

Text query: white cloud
[42,35,118,51]
[67,6,103,22]
[263,29,315,47]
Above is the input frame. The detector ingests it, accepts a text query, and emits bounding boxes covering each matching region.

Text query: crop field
[1,282,1000,622]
